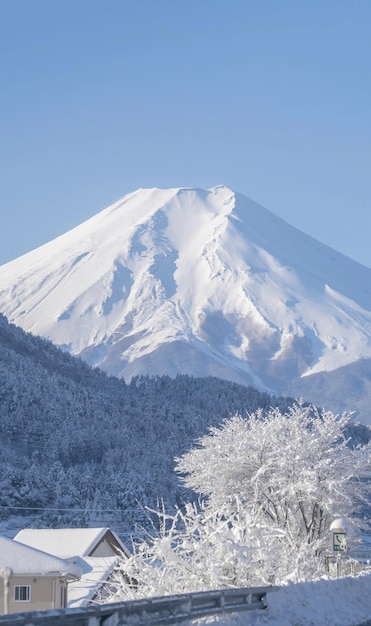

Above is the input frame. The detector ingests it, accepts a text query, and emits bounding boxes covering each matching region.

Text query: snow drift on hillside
[1,185,371,401]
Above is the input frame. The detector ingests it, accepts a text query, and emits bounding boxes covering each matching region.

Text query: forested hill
[0,312,292,536]
[1,313,370,538]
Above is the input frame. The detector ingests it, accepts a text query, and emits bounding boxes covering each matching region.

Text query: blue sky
[1,0,370,267]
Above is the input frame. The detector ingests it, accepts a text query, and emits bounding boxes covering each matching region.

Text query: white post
[0,568,12,615]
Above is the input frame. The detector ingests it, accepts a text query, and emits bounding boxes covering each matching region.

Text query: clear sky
[1,0,370,267]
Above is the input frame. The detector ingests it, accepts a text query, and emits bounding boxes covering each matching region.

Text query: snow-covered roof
[14,527,129,559]
[67,556,118,608]
[0,536,81,578]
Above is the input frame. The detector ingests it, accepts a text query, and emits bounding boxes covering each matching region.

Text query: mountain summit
[1,185,371,415]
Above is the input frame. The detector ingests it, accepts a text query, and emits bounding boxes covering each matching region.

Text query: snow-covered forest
[0,313,297,534]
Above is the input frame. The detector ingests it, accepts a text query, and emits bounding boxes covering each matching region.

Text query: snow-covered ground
[196,572,371,626]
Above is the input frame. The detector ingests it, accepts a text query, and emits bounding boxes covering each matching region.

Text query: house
[0,536,81,615]
[14,528,130,607]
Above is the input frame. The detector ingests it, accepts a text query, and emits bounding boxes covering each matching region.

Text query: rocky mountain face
[1,185,371,423]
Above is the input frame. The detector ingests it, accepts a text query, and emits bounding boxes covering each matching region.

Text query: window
[14,585,31,602]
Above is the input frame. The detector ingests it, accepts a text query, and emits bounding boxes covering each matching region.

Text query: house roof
[0,536,82,578]
[67,556,118,608]
[14,527,129,559]
[13,528,130,606]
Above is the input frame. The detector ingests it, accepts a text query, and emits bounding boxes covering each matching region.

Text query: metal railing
[0,585,278,626]
[324,548,371,578]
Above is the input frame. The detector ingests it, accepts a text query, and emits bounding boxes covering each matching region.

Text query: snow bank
[196,571,371,625]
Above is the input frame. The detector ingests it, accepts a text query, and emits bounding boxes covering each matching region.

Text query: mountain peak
[0,185,371,410]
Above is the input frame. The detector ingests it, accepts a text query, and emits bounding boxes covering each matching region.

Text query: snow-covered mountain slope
[1,185,371,410]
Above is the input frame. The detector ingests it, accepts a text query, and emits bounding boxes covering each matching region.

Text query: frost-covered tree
[176,403,370,558]
[106,403,370,599]
[105,499,282,601]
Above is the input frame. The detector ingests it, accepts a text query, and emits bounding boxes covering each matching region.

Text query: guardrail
[0,585,278,626]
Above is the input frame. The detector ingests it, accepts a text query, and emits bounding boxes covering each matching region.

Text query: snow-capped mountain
[1,185,371,418]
